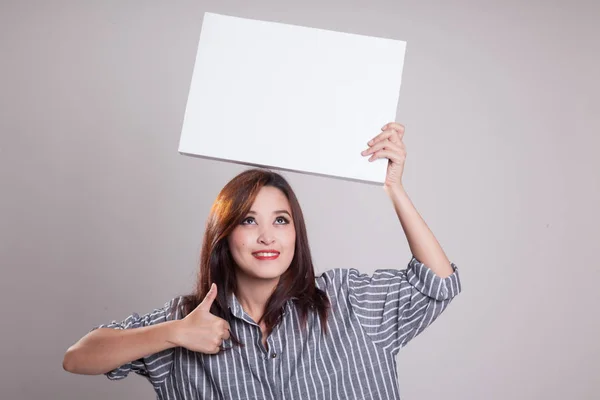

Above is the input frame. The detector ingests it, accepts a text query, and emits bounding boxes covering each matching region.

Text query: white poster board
[178,12,406,184]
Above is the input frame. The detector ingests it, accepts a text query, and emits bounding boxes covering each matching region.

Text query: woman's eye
[241,217,256,225]
[241,216,290,225]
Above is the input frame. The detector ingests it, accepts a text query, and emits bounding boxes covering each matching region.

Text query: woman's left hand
[361,122,407,190]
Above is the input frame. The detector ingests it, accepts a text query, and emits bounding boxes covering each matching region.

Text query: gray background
[1,0,598,399]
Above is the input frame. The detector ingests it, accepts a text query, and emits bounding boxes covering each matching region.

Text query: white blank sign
[178,12,406,184]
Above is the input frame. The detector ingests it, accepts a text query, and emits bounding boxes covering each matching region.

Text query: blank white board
[178,12,406,184]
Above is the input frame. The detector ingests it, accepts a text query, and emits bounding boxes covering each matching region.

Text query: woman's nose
[257,230,275,245]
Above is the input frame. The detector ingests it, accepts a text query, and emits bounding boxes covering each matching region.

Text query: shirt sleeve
[345,255,461,355]
[88,296,183,385]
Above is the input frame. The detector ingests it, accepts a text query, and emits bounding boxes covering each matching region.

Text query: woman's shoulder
[314,268,356,293]
[315,267,349,280]
[164,295,189,321]
[315,267,366,282]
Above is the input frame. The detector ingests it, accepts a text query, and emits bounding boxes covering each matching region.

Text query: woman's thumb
[199,283,217,311]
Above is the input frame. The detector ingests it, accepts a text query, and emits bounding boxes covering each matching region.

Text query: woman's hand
[361,122,407,191]
[174,284,230,354]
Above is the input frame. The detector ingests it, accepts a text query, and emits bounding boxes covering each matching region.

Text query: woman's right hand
[174,283,231,354]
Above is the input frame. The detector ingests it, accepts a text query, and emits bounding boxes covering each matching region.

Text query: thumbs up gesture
[175,283,231,354]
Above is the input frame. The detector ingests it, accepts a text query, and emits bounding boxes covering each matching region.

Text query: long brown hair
[181,168,330,344]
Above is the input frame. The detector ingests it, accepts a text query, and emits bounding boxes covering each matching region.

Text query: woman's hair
[180,168,330,344]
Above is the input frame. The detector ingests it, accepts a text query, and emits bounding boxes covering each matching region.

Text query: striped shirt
[91,255,461,399]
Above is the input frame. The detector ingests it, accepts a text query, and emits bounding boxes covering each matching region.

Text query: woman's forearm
[63,320,180,375]
[384,185,454,278]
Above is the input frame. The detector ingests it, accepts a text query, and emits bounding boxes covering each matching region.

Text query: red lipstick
[252,250,280,260]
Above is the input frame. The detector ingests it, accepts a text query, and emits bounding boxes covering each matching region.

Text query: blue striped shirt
[91,255,461,399]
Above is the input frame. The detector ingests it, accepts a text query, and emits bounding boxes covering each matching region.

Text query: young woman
[63,122,461,399]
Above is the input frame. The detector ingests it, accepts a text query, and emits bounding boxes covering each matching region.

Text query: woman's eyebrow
[248,210,292,217]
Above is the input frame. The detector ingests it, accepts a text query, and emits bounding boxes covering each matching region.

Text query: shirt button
[271,353,277,358]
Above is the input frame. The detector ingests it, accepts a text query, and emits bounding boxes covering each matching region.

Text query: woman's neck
[235,275,279,323]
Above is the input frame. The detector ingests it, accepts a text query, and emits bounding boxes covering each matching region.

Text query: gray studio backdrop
[1,1,599,399]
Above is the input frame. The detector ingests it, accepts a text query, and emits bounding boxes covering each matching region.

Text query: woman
[63,122,461,399]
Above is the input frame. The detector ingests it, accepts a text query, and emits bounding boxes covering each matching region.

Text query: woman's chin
[239,265,289,282]
[250,270,286,281]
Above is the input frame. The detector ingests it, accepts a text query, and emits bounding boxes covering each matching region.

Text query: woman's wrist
[162,320,183,348]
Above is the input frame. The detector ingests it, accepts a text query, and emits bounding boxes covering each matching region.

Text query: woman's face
[227,186,296,283]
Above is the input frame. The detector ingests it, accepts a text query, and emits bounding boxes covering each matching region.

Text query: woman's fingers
[222,328,231,340]
[366,149,405,163]
[361,138,403,157]
[369,126,404,146]
[382,122,405,134]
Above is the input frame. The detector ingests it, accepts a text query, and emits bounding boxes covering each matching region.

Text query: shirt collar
[227,292,296,324]
[227,291,247,321]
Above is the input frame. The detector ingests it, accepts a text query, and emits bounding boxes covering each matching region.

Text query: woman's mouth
[252,251,280,260]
